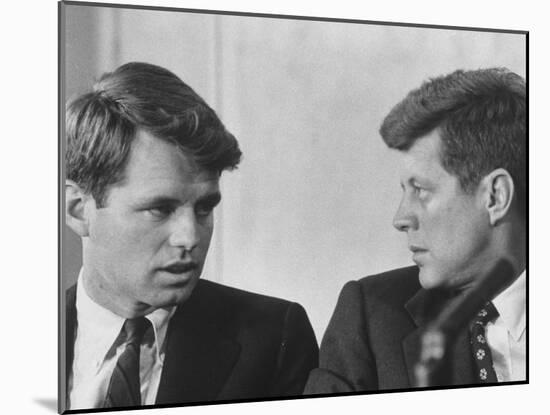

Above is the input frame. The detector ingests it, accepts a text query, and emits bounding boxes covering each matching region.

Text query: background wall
[62,4,526,340]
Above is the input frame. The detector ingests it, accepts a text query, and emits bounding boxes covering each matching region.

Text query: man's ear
[66,180,92,237]
[482,168,515,226]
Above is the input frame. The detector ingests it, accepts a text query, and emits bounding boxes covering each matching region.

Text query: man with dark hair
[64,62,318,411]
[305,68,526,393]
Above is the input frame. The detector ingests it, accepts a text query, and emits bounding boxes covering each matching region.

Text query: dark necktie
[470,302,499,383]
[104,317,150,408]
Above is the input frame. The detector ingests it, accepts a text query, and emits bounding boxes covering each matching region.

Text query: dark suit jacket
[66,279,318,409]
[304,266,477,394]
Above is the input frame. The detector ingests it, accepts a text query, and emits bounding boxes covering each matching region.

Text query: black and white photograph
[59,1,527,413]
[3,0,546,414]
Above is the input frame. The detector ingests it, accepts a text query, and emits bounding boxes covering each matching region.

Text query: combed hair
[66,62,242,207]
[380,68,526,217]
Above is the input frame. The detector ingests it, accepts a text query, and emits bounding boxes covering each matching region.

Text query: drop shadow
[34,398,57,412]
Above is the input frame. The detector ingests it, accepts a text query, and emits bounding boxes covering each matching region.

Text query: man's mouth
[161,262,198,274]
[409,245,427,253]
[409,246,428,263]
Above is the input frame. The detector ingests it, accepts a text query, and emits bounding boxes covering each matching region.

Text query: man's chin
[419,267,468,292]
[151,279,200,309]
[418,268,443,290]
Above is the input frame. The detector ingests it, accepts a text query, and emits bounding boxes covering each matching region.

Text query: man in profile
[305,68,526,392]
[64,62,318,411]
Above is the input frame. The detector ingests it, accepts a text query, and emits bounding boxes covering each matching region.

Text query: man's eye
[195,204,215,218]
[412,185,428,198]
[146,206,174,219]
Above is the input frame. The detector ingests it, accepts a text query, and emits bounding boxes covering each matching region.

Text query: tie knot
[473,302,499,326]
[123,317,150,345]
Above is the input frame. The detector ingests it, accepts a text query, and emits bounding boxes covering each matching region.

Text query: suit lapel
[155,295,241,404]
[451,328,476,385]
[402,287,476,387]
[402,288,431,387]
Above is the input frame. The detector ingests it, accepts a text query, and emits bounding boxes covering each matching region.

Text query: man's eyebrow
[134,191,222,207]
[134,196,181,207]
[197,192,222,205]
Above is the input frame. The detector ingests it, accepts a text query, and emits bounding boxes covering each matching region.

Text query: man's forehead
[405,131,442,160]
[127,129,219,180]
[396,132,450,181]
[101,129,220,204]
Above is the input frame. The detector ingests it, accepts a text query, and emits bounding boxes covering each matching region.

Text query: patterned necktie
[104,317,150,408]
[470,302,499,383]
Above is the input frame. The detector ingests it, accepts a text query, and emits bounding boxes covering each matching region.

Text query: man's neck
[80,269,155,319]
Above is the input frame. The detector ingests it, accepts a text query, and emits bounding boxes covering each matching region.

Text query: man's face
[82,129,221,317]
[393,130,493,291]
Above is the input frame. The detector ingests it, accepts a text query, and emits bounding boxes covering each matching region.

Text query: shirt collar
[75,270,176,370]
[492,269,526,341]
[146,304,176,362]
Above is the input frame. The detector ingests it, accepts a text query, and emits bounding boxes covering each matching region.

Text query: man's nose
[392,197,418,232]
[169,209,199,252]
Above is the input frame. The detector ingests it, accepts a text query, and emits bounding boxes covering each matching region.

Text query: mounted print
[59,1,527,413]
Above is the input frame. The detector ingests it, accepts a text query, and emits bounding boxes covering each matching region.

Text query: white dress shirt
[69,273,176,409]
[487,270,526,382]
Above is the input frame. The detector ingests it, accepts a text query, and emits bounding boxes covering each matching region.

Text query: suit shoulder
[183,280,313,342]
[193,279,300,315]
[358,265,419,288]
[348,266,420,305]
[66,284,77,302]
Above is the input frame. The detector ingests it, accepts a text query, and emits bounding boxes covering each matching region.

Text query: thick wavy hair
[66,62,242,207]
[379,67,526,218]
